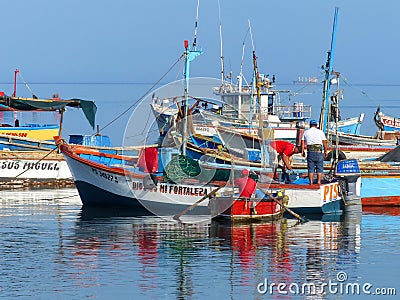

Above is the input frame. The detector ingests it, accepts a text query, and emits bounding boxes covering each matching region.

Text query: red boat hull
[210,196,283,222]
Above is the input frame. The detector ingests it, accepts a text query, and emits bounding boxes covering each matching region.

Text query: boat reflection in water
[60,205,363,299]
[362,206,400,216]
[0,187,366,299]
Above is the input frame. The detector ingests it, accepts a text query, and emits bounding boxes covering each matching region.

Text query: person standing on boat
[301,120,328,185]
[234,169,257,198]
[268,140,300,180]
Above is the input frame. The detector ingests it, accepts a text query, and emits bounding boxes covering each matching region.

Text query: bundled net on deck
[164,155,201,183]
[164,154,258,184]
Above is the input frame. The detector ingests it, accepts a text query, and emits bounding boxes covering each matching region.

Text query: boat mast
[58,107,65,137]
[331,71,341,162]
[217,0,225,85]
[181,0,202,156]
[253,51,263,132]
[13,69,19,97]
[252,50,269,169]
[319,7,339,135]
[238,41,246,121]
[248,20,256,132]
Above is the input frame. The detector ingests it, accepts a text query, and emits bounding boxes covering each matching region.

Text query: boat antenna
[217,0,225,84]
[192,0,200,48]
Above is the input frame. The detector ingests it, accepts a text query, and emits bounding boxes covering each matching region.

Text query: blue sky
[1,0,399,85]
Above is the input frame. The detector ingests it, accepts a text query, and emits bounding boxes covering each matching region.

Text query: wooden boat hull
[331,131,397,147]
[377,113,400,132]
[292,161,400,206]
[0,125,59,140]
[58,139,351,216]
[0,133,56,151]
[210,196,282,222]
[361,174,400,206]
[0,152,71,179]
[329,116,363,135]
[267,182,343,214]
[61,143,217,215]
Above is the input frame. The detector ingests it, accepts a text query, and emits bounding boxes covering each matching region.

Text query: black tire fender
[325,150,346,161]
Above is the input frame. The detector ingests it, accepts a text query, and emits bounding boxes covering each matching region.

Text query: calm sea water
[0,188,399,299]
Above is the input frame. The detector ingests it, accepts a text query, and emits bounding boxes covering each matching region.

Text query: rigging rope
[98,54,184,133]
[341,77,377,104]
[13,146,58,179]
[18,72,37,97]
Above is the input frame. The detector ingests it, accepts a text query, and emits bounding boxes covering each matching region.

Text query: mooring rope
[13,146,58,179]
[18,72,38,98]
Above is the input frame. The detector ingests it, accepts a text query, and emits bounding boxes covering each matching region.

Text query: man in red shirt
[268,140,300,180]
[234,169,257,198]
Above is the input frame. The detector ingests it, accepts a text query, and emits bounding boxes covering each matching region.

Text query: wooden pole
[173,185,223,220]
[58,108,65,137]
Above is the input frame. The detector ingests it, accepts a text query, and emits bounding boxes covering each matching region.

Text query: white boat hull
[64,153,218,215]
[0,156,71,179]
[63,147,346,216]
[282,182,342,214]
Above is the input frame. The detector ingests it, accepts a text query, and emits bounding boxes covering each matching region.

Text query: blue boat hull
[289,199,343,215]
[361,177,400,205]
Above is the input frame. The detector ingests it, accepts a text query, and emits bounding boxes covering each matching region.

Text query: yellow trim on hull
[0,128,59,140]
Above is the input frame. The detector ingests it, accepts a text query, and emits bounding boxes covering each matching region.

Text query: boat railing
[273,104,312,121]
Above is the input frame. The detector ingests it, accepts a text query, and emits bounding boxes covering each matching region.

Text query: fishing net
[164,155,201,183]
[377,145,400,162]
[164,154,259,184]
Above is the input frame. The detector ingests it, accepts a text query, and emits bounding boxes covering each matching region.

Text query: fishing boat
[293,76,319,85]
[355,146,400,206]
[56,36,231,217]
[330,131,397,147]
[56,132,362,217]
[291,154,400,207]
[209,192,283,222]
[0,92,96,144]
[0,70,94,141]
[374,105,400,133]
[57,135,237,216]
[0,133,121,188]
[327,105,398,147]
[0,78,98,184]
